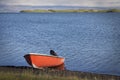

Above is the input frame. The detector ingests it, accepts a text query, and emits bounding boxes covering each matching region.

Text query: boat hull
[24,53,65,70]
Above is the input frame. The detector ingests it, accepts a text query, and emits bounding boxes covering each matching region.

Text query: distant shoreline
[20,9,120,13]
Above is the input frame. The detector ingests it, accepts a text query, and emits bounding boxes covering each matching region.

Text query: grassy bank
[20,9,120,13]
[0,71,77,80]
[0,66,119,80]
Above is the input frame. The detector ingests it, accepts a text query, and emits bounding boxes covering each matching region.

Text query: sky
[0,0,120,12]
[0,0,120,7]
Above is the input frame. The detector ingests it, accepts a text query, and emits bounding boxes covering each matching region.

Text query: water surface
[0,13,120,76]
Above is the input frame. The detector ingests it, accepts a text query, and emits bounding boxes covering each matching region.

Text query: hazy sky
[0,0,120,7]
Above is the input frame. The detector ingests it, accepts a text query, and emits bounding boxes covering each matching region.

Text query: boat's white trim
[26,53,65,59]
[32,64,43,69]
[32,64,39,68]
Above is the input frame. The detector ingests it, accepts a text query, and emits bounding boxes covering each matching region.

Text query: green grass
[0,67,119,80]
[0,71,79,80]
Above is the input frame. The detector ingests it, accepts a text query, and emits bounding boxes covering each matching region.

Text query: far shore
[20,9,120,13]
[0,66,119,80]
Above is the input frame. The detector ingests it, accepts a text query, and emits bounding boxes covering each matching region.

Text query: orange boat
[24,53,65,70]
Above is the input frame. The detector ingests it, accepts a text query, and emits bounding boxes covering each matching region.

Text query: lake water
[0,13,120,76]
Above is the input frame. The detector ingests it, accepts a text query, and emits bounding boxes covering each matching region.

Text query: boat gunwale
[24,53,65,59]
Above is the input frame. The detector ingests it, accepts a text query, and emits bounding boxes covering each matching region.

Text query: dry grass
[0,66,119,80]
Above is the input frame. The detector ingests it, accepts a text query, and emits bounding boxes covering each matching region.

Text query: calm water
[0,13,120,76]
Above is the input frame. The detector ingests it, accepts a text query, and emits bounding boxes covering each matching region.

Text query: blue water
[0,13,120,76]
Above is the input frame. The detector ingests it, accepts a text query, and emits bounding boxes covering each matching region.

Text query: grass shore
[0,66,119,80]
[20,9,120,13]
